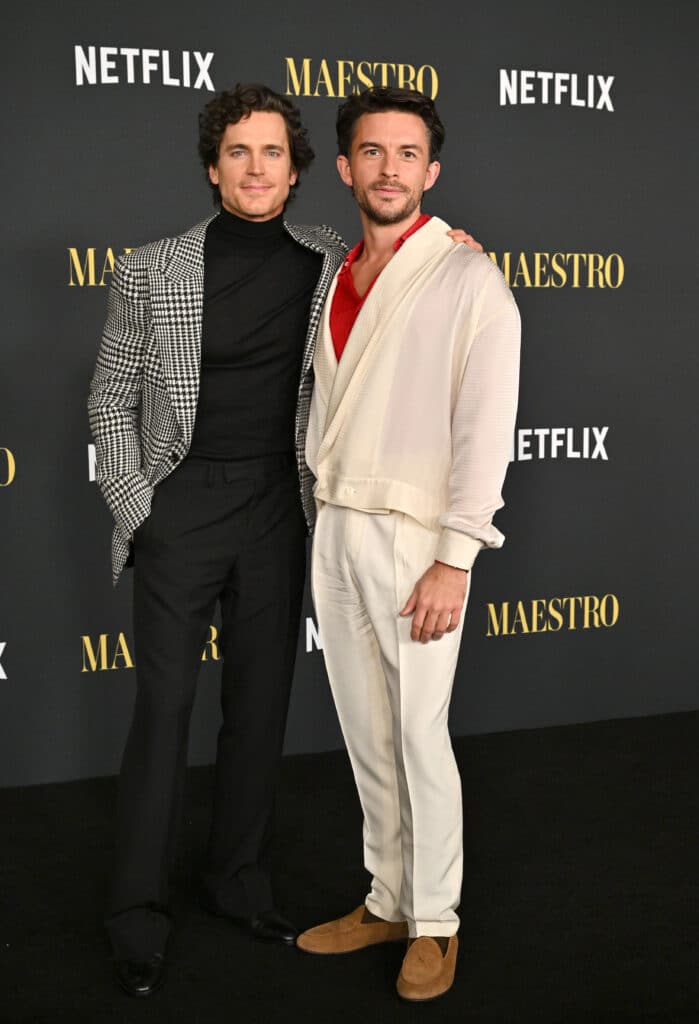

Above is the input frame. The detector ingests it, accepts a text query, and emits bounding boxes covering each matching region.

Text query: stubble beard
[353,182,423,226]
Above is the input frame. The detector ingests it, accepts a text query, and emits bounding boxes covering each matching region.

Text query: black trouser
[106,453,306,959]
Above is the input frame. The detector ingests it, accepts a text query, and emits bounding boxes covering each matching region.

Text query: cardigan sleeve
[435,264,521,570]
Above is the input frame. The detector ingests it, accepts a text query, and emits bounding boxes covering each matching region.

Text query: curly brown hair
[336,86,445,162]
[198,83,315,206]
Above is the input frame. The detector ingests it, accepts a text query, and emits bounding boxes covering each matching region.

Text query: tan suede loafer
[396,935,458,1001]
[296,905,408,954]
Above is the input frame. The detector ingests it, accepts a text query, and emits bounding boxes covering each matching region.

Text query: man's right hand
[399,561,468,643]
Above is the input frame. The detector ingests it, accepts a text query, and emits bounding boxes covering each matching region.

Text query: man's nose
[248,153,264,175]
[379,153,399,177]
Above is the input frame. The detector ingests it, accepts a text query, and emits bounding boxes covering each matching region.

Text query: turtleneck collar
[214,206,286,240]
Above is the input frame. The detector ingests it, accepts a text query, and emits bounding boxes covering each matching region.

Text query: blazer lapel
[284,222,346,379]
[150,217,213,441]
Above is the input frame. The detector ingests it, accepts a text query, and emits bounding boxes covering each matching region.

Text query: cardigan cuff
[435,528,483,571]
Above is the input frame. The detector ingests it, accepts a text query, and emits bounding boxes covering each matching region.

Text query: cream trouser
[311,503,470,938]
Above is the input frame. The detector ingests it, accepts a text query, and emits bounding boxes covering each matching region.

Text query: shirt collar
[340,213,432,274]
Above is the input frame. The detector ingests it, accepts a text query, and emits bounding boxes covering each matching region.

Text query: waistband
[177,451,296,485]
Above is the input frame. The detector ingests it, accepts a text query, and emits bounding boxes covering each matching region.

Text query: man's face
[337,111,440,226]
[209,111,297,221]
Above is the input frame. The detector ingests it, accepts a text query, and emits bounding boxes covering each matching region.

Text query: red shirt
[330,214,431,362]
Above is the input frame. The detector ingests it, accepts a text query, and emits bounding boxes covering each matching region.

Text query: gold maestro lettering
[200,625,220,662]
[0,448,16,486]
[487,251,624,289]
[486,595,620,637]
[285,57,439,99]
[81,625,221,671]
[68,247,133,287]
[81,632,134,672]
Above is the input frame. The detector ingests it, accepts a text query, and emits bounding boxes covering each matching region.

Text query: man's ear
[336,154,353,188]
[208,164,219,186]
[422,161,441,193]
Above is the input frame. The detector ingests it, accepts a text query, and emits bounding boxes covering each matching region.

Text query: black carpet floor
[1,712,697,1023]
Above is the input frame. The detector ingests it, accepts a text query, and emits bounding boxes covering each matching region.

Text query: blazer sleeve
[87,255,154,537]
[435,263,521,570]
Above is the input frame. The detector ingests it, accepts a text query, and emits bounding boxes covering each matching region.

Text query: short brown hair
[336,87,445,162]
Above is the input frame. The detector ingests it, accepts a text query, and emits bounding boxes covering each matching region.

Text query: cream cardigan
[306,216,521,570]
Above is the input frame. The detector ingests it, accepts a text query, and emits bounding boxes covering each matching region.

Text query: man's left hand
[399,562,468,643]
[447,228,483,253]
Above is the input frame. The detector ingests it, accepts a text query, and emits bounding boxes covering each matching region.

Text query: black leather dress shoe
[247,909,298,945]
[201,898,298,945]
[114,954,166,997]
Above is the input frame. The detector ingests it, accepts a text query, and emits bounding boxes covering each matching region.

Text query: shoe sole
[296,935,408,955]
[397,980,454,1003]
[116,973,167,998]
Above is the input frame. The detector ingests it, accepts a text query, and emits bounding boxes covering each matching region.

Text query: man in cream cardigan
[297,88,521,1002]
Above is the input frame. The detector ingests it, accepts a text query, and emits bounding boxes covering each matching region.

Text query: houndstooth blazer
[88,215,348,585]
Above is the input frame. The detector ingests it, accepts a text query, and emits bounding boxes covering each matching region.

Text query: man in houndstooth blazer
[88,84,346,997]
[90,214,345,586]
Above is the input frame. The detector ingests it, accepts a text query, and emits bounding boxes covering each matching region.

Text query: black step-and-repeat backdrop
[1,2,696,787]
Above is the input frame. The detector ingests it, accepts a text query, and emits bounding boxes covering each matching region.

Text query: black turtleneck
[189,208,322,460]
